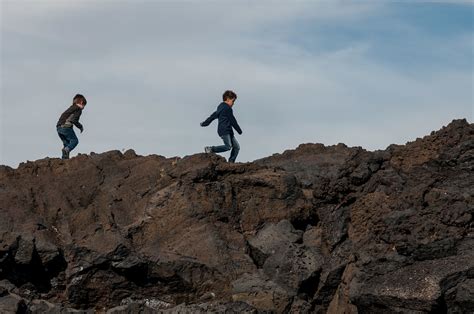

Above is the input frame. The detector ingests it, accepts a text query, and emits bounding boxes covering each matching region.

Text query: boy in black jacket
[201,90,242,163]
[56,94,87,159]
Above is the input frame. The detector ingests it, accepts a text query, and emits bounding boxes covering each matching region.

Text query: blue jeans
[211,134,240,163]
[57,127,79,151]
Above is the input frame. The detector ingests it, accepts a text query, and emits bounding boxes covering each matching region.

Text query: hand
[79,125,84,133]
[238,130,243,135]
[200,122,205,127]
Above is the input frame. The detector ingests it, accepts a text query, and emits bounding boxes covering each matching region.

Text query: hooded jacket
[202,102,242,136]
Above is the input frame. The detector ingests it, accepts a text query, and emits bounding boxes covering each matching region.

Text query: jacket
[201,102,242,136]
[57,105,83,129]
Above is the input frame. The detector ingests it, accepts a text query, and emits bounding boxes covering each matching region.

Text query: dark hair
[73,94,87,105]
[222,90,237,101]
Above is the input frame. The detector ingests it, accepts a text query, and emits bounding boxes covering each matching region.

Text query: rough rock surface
[0,119,472,313]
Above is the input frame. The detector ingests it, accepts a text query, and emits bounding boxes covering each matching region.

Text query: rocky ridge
[0,119,472,313]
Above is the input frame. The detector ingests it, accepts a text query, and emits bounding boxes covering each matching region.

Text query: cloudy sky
[1,1,473,167]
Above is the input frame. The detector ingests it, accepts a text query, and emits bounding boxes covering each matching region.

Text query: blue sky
[287,3,473,72]
[1,1,473,167]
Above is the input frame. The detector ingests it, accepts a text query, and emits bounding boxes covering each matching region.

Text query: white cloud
[0,1,472,167]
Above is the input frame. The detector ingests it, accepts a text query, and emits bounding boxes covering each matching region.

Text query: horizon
[1,1,473,167]
[1,118,470,169]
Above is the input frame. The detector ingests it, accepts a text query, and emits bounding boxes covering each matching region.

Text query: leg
[66,129,79,151]
[229,135,240,163]
[57,127,79,159]
[211,134,232,153]
[57,128,71,158]
[57,128,69,148]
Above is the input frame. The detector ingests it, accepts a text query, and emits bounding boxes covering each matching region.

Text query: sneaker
[204,146,212,153]
[62,147,70,159]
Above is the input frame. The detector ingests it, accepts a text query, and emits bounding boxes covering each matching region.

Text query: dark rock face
[0,119,472,313]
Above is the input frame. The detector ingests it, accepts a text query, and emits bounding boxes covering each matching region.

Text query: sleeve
[231,113,242,135]
[201,111,218,127]
[71,110,83,129]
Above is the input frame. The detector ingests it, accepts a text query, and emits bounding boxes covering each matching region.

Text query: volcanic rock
[0,119,472,313]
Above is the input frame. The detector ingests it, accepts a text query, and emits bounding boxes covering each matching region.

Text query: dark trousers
[211,134,240,163]
[57,127,79,151]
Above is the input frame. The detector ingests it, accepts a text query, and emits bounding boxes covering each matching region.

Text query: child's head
[73,94,87,108]
[223,90,237,106]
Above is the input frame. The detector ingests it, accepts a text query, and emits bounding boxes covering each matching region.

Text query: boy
[56,94,87,159]
[201,90,242,163]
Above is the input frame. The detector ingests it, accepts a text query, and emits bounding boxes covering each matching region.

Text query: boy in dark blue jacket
[201,90,242,163]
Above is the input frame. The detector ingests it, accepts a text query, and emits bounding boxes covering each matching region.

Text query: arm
[71,110,84,132]
[201,111,218,127]
[75,122,84,132]
[230,113,242,135]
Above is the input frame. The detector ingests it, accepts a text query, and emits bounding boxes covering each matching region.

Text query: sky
[1,1,473,167]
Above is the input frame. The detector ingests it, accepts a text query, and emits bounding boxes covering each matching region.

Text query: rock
[445,278,474,313]
[34,238,62,266]
[0,119,472,313]
[314,263,347,306]
[0,280,15,294]
[231,272,293,312]
[351,254,474,312]
[325,263,358,314]
[288,298,312,313]
[317,205,350,251]
[303,225,323,249]
[247,220,303,267]
[0,293,27,313]
[262,243,323,296]
[14,236,34,265]
[107,302,159,314]
[27,299,92,313]
[106,297,174,313]
[157,301,257,313]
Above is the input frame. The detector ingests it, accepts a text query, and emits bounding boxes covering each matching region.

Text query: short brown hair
[73,94,87,105]
[222,90,237,101]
